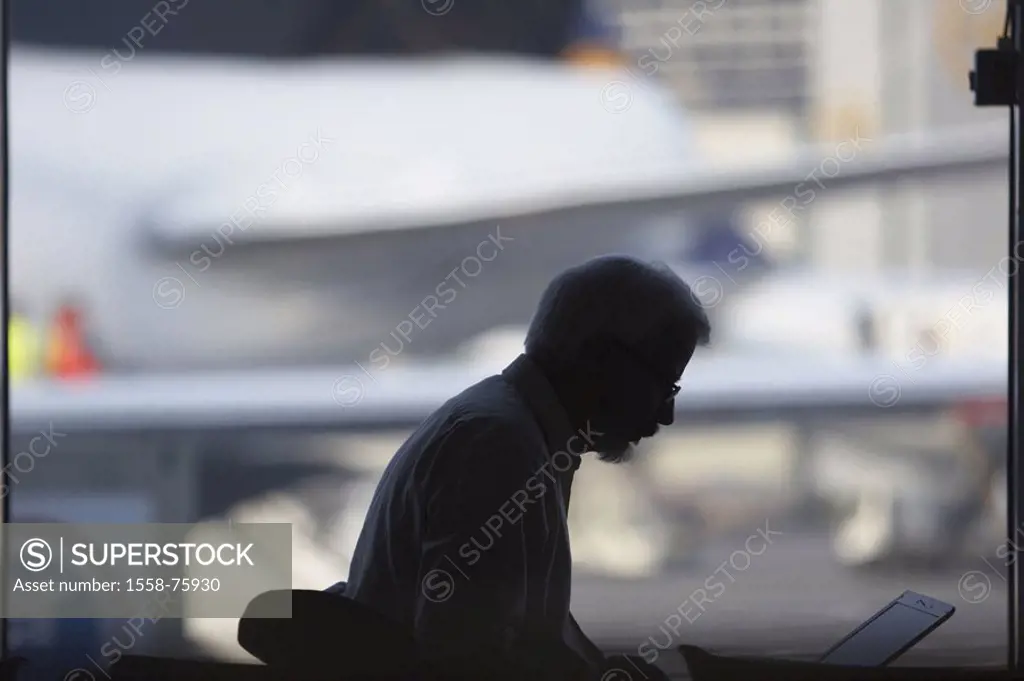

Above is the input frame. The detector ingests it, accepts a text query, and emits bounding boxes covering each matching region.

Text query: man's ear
[577,336,617,365]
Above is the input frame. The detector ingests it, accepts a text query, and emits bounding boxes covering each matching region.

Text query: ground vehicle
[820,398,1007,569]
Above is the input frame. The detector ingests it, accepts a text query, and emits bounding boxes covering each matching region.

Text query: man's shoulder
[430,385,542,467]
[441,375,533,436]
[441,410,534,456]
[397,368,548,483]
[429,412,543,498]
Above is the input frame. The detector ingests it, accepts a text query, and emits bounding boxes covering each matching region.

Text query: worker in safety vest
[45,300,101,379]
[8,302,42,382]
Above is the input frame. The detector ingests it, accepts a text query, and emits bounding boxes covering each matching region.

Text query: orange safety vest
[46,309,100,378]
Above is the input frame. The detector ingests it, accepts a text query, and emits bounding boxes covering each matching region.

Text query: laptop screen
[819,603,939,666]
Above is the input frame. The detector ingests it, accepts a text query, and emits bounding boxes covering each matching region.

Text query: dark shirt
[344,354,605,677]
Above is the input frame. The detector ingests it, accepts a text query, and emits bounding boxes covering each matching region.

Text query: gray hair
[524,255,711,363]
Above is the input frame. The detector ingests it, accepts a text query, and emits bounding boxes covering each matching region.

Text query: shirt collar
[501,354,581,472]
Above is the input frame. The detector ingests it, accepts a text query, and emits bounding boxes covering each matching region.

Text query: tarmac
[196,465,1009,677]
[573,531,1008,679]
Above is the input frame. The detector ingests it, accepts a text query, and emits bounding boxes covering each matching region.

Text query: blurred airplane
[8,0,1007,375]
[718,268,1008,359]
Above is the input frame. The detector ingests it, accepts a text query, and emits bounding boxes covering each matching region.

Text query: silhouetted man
[341,255,711,680]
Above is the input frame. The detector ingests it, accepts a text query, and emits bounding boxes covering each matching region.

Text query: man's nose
[657,400,674,426]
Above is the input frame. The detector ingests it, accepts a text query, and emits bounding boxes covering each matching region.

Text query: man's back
[342,356,598,678]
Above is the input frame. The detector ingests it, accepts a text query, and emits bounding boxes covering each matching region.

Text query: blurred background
[5,0,1012,678]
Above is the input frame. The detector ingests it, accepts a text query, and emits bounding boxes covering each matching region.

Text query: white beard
[597,442,636,464]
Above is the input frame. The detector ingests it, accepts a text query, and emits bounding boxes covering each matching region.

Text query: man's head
[524,255,711,463]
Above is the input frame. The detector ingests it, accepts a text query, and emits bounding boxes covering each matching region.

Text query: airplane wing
[148,121,1007,248]
[10,353,1006,434]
